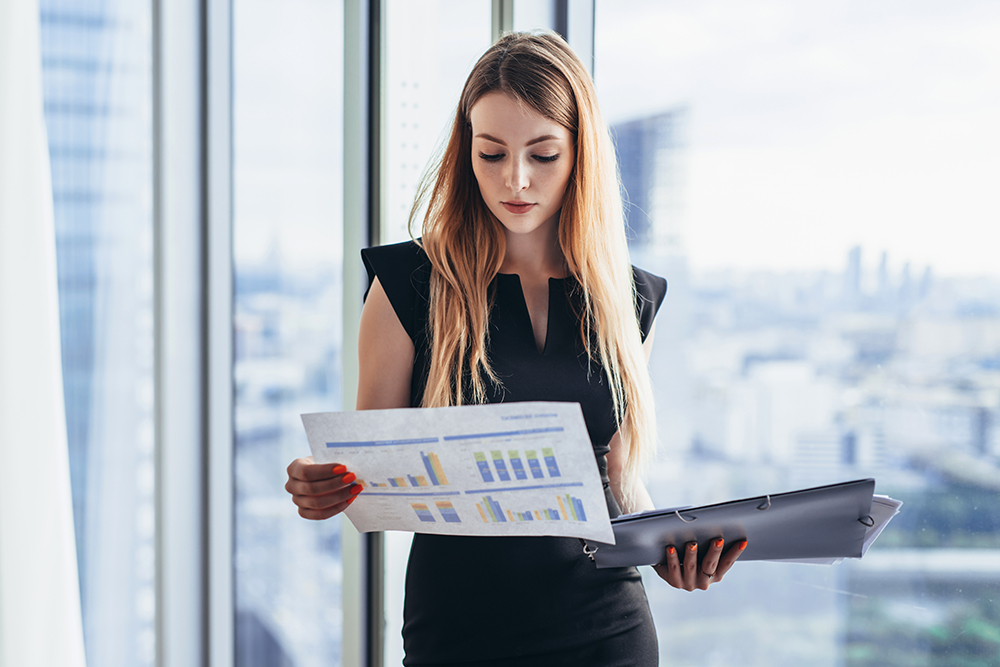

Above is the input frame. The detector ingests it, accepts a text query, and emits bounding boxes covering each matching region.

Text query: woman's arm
[606,321,745,590]
[356,277,414,410]
[285,277,415,519]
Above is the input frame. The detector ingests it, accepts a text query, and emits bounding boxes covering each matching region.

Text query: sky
[232,0,1000,280]
[594,0,1000,277]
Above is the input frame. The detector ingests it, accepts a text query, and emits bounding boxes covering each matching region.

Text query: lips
[502,201,536,214]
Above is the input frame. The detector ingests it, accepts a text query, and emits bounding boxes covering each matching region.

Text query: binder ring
[757,495,771,511]
[674,509,697,523]
[859,515,874,527]
[581,540,598,561]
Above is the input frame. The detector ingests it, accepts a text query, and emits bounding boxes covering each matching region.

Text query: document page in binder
[301,402,615,543]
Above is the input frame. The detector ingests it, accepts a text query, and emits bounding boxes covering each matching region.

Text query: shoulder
[361,240,431,341]
[361,239,429,284]
[631,266,667,341]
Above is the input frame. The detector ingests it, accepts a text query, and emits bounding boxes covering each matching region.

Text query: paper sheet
[772,495,903,565]
[301,402,615,543]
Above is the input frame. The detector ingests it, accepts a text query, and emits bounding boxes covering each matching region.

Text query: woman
[286,31,745,665]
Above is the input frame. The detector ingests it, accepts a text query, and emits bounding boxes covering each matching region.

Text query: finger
[713,539,748,582]
[288,458,350,483]
[656,545,684,589]
[682,542,698,591]
[285,470,357,497]
[699,537,725,583]
[292,483,363,511]
[297,494,358,521]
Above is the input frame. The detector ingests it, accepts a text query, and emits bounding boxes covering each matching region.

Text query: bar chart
[474,493,588,523]
[411,503,435,522]
[474,448,561,483]
[305,402,615,542]
[359,450,451,488]
[409,500,462,523]
[435,501,462,523]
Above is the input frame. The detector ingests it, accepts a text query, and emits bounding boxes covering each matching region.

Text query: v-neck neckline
[496,273,567,356]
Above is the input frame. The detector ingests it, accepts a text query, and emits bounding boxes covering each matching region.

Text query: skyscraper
[611,108,688,253]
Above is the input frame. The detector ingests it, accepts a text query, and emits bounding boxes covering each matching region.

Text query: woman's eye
[479,152,504,162]
[533,154,560,163]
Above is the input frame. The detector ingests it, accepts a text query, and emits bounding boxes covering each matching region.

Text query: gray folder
[590,478,876,569]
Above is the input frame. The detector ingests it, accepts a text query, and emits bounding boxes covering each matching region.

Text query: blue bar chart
[474,451,494,482]
[491,450,511,481]
[508,450,528,480]
[475,448,561,483]
[435,501,462,523]
[526,450,545,479]
[359,450,451,488]
[411,503,435,522]
[474,494,588,523]
[543,447,561,477]
[411,501,461,523]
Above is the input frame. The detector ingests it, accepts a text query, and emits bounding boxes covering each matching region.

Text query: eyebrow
[474,133,561,147]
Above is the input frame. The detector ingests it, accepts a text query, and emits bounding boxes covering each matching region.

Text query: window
[233,1,345,665]
[596,2,1000,664]
[40,1,157,664]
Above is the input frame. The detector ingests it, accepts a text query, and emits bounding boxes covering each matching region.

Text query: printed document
[301,402,615,543]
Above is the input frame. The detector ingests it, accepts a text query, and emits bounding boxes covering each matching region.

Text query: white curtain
[0,0,88,665]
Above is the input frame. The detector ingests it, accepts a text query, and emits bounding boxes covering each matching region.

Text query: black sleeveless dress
[362,241,667,667]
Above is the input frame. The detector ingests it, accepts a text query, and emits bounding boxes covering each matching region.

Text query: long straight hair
[409,31,656,505]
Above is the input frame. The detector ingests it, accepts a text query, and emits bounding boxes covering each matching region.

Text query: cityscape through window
[597,2,1000,665]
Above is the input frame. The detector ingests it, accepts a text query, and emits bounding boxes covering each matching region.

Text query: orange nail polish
[349,484,363,496]
[667,546,676,555]
[342,472,356,484]
[714,538,724,548]
[332,465,347,475]
[688,543,697,552]
[739,540,748,550]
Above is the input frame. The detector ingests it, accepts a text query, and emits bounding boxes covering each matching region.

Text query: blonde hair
[409,31,656,505]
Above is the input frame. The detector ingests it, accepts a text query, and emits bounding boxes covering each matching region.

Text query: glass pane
[512,0,556,32]
[233,1,344,665]
[39,1,156,665]
[382,0,493,244]
[596,2,1000,666]
[381,2,492,662]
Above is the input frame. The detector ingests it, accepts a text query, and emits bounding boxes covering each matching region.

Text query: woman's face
[469,92,575,242]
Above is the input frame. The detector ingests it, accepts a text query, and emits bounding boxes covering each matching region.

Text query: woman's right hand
[285,456,363,520]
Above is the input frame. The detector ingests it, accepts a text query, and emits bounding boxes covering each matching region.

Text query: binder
[589,478,887,569]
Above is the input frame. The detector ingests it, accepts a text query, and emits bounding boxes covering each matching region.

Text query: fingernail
[347,496,357,505]
[349,484,363,496]
[688,543,697,552]
[332,465,347,475]
[667,546,676,555]
[739,540,748,550]
[342,472,357,484]
[714,538,724,548]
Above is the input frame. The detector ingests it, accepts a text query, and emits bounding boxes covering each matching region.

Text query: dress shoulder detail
[632,266,667,342]
[360,240,431,341]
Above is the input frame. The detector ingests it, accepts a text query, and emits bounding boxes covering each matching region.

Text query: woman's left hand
[652,538,747,591]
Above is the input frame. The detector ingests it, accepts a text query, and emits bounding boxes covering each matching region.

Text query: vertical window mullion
[153,0,207,665]
[343,1,382,665]
[206,0,234,665]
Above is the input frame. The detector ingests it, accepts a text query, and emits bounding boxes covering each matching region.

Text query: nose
[505,156,529,193]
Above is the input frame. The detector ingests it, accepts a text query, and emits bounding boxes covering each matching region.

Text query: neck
[499,213,567,279]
